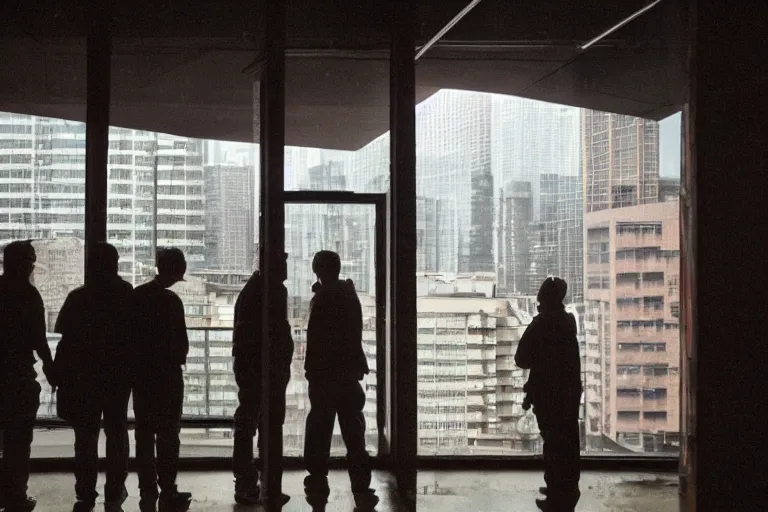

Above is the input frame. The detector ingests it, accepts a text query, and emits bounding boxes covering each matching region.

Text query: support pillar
[260,0,287,506]
[687,0,768,509]
[84,9,111,279]
[389,4,417,508]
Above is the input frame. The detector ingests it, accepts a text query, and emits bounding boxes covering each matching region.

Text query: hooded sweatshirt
[305,278,369,381]
[514,304,582,422]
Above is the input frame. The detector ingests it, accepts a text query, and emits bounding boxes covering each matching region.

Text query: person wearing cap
[0,240,55,511]
[515,277,582,512]
[231,252,293,507]
[302,250,378,510]
[53,242,133,512]
[130,247,192,512]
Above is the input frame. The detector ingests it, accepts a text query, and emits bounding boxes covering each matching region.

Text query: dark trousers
[0,379,39,502]
[232,360,289,484]
[71,385,131,504]
[304,378,371,493]
[538,418,581,511]
[133,371,184,500]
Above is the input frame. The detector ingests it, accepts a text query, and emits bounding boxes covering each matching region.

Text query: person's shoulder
[244,271,262,287]
[133,281,152,294]
[66,285,88,300]
[27,282,44,302]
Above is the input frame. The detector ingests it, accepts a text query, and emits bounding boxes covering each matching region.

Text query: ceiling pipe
[415,0,484,61]
[579,0,664,51]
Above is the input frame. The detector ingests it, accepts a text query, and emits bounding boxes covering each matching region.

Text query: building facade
[204,164,255,272]
[583,110,660,213]
[416,90,494,273]
[416,274,539,454]
[584,201,680,452]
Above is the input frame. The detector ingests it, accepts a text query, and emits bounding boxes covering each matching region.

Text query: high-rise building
[496,181,533,296]
[583,111,660,213]
[491,96,581,220]
[416,281,537,454]
[535,173,584,303]
[0,114,205,284]
[108,130,205,282]
[417,90,494,273]
[0,114,86,244]
[204,164,255,271]
[491,96,582,302]
[584,201,680,452]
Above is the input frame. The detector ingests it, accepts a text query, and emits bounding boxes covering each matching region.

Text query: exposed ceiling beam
[415,0,484,60]
[579,0,664,50]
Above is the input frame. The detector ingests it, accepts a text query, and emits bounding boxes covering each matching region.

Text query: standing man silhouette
[232,253,293,507]
[54,242,133,512]
[0,240,55,512]
[131,248,192,512]
[303,250,378,510]
[515,277,582,512]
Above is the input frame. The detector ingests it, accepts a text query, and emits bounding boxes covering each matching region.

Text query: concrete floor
[26,470,679,511]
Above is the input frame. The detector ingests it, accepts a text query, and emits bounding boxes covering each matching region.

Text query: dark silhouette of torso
[305,279,368,381]
[0,274,47,381]
[130,280,189,384]
[515,305,582,421]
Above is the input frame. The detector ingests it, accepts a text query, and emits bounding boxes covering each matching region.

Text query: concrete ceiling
[0,0,688,150]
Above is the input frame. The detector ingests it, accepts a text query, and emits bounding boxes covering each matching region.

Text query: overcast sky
[658,112,682,179]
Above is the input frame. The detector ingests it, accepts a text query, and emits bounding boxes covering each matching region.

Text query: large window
[416,94,682,455]
[0,50,87,422]
[7,99,680,459]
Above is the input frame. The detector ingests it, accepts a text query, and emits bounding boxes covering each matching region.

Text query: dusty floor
[26,470,679,511]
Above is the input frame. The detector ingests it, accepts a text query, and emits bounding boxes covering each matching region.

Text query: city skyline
[1,90,682,454]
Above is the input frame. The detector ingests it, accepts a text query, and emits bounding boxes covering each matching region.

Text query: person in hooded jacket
[302,251,378,510]
[54,242,133,512]
[515,277,582,512]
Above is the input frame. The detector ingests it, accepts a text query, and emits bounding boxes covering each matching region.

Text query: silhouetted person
[53,242,133,512]
[303,251,378,510]
[0,240,54,511]
[130,248,192,512]
[232,253,293,506]
[515,277,582,512]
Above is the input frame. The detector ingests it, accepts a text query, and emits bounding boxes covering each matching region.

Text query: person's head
[156,247,186,287]
[312,250,341,285]
[88,242,119,279]
[537,277,567,310]
[2,240,36,279]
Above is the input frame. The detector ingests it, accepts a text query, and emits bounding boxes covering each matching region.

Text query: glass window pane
[284,203,378,457]
[415,91,681,455]
[0,37,87,424]
[284,57,390,193]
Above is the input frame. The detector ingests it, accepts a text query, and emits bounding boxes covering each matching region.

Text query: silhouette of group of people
[0,242,378,512]
[1,237,580,512]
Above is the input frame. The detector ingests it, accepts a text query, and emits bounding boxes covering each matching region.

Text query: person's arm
[31,289,53,366]
[514,316,540,369]
[171,295,189,367]
[350,291,363,346]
